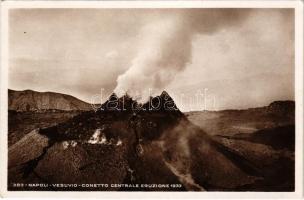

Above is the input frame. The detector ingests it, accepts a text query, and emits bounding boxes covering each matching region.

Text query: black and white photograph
[0,0,303,197]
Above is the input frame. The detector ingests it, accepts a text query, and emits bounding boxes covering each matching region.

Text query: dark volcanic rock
[8,110,81,147]
[219,125,295,151]
[8,91,188,191]
[8,93,295,192]
[268,101,295,110]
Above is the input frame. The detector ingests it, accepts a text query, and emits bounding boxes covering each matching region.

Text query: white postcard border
[0,1,303,198]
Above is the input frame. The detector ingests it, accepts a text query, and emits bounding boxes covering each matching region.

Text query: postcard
[0,1,303,198]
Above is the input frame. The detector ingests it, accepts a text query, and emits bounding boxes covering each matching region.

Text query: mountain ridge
[8,89,92,111]
[8,89,295,113]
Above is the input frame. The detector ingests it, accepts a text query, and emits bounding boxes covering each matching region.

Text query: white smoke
[114,10,250,102]
[114,14,191,102]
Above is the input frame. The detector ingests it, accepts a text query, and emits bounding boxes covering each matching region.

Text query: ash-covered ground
[8,91,295,191]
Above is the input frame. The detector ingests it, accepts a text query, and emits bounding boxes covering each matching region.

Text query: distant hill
[8,89,92,111]
[186,100,295,136]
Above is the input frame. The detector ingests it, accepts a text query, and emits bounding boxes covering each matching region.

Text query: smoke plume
[114,9,250,101]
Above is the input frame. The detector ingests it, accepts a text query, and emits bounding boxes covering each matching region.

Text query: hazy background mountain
[186,100,295,137]
[8,89,92,111]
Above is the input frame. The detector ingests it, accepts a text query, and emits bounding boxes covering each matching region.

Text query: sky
[9,8,294,111]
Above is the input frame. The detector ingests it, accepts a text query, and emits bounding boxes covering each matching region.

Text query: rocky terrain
[185,101,295,191]
[7,91,295,191]
[8,110,81,147]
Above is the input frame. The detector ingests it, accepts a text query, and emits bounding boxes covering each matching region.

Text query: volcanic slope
[8,92,292,191]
